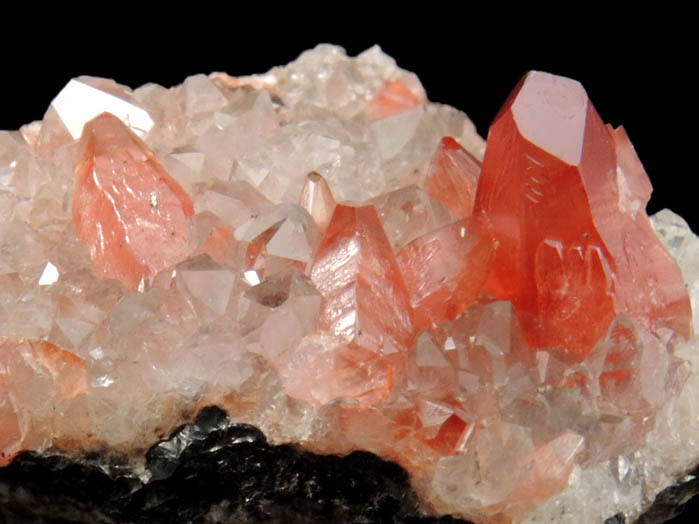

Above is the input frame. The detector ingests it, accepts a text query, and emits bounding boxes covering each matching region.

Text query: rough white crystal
[52,78,154,139]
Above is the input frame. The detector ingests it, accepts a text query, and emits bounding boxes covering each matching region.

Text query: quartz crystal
[1,45,698,524]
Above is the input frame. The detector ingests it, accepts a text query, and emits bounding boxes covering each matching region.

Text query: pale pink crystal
[299,171,337,232]
[422,137,481,219]
[73,112,194,290]
[365,80,424,119]
[0,339,86,466]
[397,216,495,328]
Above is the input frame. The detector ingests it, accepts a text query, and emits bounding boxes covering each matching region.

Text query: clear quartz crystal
[0,45,697,524]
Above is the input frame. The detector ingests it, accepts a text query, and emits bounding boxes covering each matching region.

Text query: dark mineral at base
[0,407,696,523]
[0,407,471,524]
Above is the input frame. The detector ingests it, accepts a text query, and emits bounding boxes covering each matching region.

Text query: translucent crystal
[474,71,691,359]
[52,77,154,139]
[73,113,194,290]
[299,171,336,231]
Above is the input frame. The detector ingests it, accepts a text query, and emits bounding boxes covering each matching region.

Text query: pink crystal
[474,71,692,359]
[73,112,194,290]
[299,171,337,232]
[365,80,423,119]
[422,137,481,219]
[0,338,86,466]
[397,216,495,329]
[306,204,415,405]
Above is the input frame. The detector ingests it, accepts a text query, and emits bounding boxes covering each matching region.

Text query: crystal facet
[73,112,194,290]
[422,136,481,219]
[474,71,691,359]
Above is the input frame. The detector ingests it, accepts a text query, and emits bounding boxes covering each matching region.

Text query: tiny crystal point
[299,171,337,231]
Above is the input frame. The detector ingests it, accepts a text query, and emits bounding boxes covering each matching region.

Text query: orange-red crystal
[397,216,495,329]
[474,71,691,359]
[422,137,481,219]
[73,113,194,290]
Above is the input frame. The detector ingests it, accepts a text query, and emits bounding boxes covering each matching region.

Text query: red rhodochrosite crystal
[306,204,415,405]
[474,71,691,359]
[73,113,194,290]
[397,216,495,329]
[422,137,481,219]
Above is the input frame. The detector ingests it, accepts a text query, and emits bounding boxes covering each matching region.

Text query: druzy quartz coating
[1,46,698,524]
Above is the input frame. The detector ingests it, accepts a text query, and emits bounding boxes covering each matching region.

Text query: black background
[0,14,696,524]
[0,20,695,232]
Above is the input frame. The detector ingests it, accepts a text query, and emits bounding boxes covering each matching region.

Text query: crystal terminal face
[1,46,698,524]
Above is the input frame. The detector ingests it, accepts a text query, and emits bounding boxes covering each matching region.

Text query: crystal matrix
[1,45,698,524]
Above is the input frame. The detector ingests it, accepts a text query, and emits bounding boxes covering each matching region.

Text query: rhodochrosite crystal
[1,46,699,524]
[474,72,692,360]
[73,112,194,290]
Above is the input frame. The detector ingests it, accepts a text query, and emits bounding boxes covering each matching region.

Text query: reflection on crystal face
[52,78,154,139]
[73,113,194,290]
[38,261,59,286]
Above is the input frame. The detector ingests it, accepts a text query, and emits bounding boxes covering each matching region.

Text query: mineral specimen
[73,112,194,290]
[475,72,691,358]
[1,45,698,524]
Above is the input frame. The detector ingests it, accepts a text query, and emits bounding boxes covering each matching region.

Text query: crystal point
[304,203,415,405]
[299,171,336,231]
[311,204,414,352]
[422,136,481,219]
[73,112,194,290]
[474,71,691,357]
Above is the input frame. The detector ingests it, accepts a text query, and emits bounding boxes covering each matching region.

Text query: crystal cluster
[1,45,698,523]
